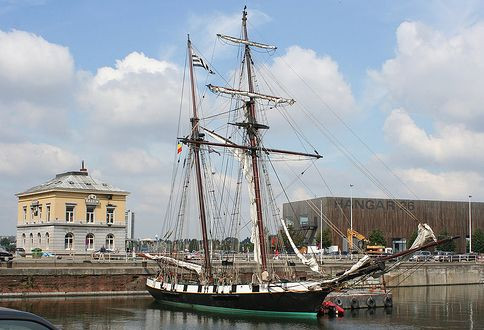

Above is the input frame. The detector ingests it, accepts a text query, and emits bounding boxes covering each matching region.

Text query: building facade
[16,164,129,255]
[283,197,483,253]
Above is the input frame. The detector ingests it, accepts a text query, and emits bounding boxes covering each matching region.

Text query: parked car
[433,251,454,262]
[409,250,432,262]
[0,248,13,262]
[15,247,26,257]
[0,307,57,329]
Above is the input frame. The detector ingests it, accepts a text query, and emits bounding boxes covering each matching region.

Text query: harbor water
[0,285,482,329]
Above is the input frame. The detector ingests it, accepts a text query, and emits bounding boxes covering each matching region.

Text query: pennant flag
[192,54,214,74]
[177,143,182,154]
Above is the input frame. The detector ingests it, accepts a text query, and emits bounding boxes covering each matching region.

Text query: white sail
[207,84,295,106]
[204,130,262,265]
[410,223,437,249]
[141,253,203,275]
[279,217,321,274]
[217,34,277,50]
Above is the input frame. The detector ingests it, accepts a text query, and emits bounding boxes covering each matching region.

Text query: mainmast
[241,8,268,272]
[187,36,212,281]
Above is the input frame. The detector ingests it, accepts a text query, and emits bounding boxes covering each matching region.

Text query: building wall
[17,190,128,254]
[283,197,484,253]
[18,191,126,226]
[16,224,126,254]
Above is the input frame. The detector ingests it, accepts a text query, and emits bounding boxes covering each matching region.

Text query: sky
[1,0,484,238]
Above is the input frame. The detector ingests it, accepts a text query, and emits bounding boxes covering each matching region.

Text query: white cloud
[110,148,162,174]
[369,21,484,127]
[383,109,484,169]
[0,142,79,176]
[395,168,483,200]
[78,52,181,132]
[0,29,74,100]
[268,46,357,123]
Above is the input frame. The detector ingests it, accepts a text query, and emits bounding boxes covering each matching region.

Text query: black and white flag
[192,54,214,74]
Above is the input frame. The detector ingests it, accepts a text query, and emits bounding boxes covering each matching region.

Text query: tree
[315,228,332,249]
[239,237,254,253]
[436,230,456,252]
[407,231,418,248]
[472,228,484,253]
[368,229,386,246]
[279,226,305,252]
[0,237,10,249]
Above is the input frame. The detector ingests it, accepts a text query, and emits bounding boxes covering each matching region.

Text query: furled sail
[410,223,437,249]
[217,34,277,50]
[140,253,202,275]
[207,84,295,106]
[279,217,321,274]
[204,130,262,265]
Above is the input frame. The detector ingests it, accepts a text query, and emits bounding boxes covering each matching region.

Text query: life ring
[335,298,343,307]
[367,297,376,308]
[384,296,393,307]
[350,297,359,310]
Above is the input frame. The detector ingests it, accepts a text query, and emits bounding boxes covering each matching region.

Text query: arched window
[65,233,74,250]
[29,233,33,247]
[105,234,114,250]
[85,233,94,250]
[37,233,41,247]
[45,233,50,250]
[22,234,26,248]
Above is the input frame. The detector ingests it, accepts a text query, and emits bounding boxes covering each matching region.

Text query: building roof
[16,168,129,197]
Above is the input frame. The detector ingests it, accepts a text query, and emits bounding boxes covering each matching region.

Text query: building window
[30,207,34,221]
[37,233,41,247]
[86,233,94,250]
[65,233,74,250]
[46,204,51,222]
[106,234,114,250]
[299,216,309,227]
[86,206,95,223]
[39,206,42,220]
[22,234,26,247]
[66,205,75,222]
[30,233,33,247]
[106,207,115,224]
[23,207,27,222]
[45,233,50,250]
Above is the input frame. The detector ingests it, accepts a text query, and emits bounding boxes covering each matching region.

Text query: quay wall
[0,260,482,297]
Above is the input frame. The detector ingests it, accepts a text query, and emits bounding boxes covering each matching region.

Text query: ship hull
[146,282,330,317]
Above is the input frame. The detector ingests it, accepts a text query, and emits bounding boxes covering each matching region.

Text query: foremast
[187,36,212,282]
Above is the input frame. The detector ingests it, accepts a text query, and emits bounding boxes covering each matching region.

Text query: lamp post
[350,184,354,260]
[468,195,472,253]
[320,198,323,265]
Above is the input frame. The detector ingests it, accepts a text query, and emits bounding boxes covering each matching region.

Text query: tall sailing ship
[143,8,457,317]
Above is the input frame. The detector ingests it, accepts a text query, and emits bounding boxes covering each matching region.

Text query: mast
[242,8,268,272]
[187,36,212,281]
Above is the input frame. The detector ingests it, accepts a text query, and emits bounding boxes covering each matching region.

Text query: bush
[472,229,484,253]
[368,229,386,246]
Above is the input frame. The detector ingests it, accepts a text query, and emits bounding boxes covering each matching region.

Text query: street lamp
[350,184,354,260]
[468,195,472,253]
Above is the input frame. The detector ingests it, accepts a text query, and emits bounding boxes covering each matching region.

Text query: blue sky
[1,0,484,237]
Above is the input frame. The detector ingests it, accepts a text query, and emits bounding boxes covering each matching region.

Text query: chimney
[80,160,88,173]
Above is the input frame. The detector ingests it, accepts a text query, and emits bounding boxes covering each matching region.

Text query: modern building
[283,196,483,253]
[16,163,129,255]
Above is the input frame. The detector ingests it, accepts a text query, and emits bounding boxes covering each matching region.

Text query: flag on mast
[177,143,182,154]
[192,54,214,74]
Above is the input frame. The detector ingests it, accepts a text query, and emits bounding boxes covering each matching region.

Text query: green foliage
[436,230,456,252]
[279,226,305,251]
[407,231,418,248]
[472,228,484,253]
[0,237,10,249]
[239,237,254,253]
[221,237,239,251]
[368,229,386,246]
[315,228,332,249]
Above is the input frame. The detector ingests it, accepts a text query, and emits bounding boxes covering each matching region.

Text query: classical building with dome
[15,163,129,255]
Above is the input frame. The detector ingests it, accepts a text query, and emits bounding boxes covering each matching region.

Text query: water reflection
[0,285,482,329]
